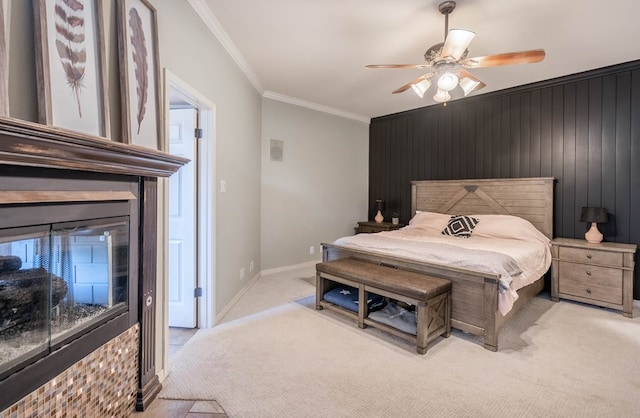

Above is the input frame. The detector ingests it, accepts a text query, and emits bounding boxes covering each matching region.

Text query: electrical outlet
[309,246,315,255]
[249,260,254,272]
[240,267,245,279]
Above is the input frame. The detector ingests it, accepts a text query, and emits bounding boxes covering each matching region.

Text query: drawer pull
[586,288,592,294]
[586,271,591,276]
[586,254,592,259]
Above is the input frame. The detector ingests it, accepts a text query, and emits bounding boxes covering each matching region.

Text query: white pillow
[471,214,549,245]
[407,211,452,231]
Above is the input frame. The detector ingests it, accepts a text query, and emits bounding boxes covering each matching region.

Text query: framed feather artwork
[0,0,11,117]
[33,0,110,139]
[116,0,161,150]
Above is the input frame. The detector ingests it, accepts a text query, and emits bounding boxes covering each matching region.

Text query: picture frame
[33,0,110,139]
[0,0,11,117]
[116,0,161,150]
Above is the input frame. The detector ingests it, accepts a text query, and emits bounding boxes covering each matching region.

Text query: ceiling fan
[366,1,545,104]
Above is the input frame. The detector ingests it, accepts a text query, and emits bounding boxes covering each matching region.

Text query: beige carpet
[160,272,640,418]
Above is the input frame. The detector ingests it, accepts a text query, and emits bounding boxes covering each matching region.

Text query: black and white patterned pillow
[442,215,479,238]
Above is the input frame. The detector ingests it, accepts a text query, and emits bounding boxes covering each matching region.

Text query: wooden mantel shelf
[0,116,188,177]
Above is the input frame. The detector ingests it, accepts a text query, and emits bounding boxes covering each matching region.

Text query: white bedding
[333,214,552,315]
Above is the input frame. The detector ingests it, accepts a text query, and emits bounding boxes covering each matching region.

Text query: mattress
[333,213,552,315]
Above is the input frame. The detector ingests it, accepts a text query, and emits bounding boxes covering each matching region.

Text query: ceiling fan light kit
[366,1,546,105]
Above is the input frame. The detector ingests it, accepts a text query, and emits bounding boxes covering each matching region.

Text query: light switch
[220,180,227,193]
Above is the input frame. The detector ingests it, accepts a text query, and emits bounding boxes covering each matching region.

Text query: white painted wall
[261,98,369,270]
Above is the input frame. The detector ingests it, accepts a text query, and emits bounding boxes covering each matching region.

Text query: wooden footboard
[321,243,544,351]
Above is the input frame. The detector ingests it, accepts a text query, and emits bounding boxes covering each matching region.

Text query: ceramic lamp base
[374,210,384,223]
[585,222,603,243]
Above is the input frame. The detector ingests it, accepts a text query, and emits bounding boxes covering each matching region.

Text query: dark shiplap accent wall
[369,60,640,298]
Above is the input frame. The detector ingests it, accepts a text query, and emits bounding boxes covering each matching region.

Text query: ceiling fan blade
[440,29,475,61]
[392,74,433,94]
[458,69,486,96]
[366,64,432,69]
[461,49,546,68]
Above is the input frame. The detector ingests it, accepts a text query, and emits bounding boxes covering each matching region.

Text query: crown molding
[188,0,263,93]
[263,91,370,124]
[188,0,369,124]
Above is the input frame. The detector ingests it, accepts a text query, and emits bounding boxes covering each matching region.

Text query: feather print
[54,0,86,118]
[128,7,148,135]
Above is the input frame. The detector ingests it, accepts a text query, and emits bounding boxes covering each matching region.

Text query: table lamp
[374,199,385,223]
[579,207,608,243]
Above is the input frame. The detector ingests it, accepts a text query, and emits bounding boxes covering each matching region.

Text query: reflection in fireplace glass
[0,217,129,379]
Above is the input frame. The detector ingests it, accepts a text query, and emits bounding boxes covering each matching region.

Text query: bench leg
[315,272,324,310]
[416,301,428,354]
[358,285,367,329]
[444,290,451,338]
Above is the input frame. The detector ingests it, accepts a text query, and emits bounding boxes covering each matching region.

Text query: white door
[168,108,198,327]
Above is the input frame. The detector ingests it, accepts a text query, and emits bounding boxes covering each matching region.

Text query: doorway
[163,69,217,337]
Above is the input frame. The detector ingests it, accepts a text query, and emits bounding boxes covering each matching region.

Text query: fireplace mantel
[0,116,188,177]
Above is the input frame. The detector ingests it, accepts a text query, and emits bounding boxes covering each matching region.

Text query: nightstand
[551,238,637,317]
[355,221,404,234]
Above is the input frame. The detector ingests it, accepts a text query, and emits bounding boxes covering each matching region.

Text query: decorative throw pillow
[442,215,479,238]
[407,211,452,232]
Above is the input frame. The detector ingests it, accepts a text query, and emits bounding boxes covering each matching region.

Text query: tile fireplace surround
[0,117,187,416]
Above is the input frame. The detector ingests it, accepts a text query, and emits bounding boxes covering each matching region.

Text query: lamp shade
[411,79,431,98]
[433,88,451,103]
[580,207,608,223]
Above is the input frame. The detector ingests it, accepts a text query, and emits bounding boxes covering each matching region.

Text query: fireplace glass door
[0,217,129,379]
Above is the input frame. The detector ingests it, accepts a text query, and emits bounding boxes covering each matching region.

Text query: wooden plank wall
[369,60,640,298]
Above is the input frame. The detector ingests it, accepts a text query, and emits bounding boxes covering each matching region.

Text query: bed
[321,177,555,351]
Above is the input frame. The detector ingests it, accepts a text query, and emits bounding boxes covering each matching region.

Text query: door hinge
[194,128,203,139]
[194,287,203,298]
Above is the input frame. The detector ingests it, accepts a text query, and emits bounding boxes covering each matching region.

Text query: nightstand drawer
[558,246,623,266]
[558,261,622,304]
[558,262,622,287]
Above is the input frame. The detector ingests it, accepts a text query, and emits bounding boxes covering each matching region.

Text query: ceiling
[196,0,640,121]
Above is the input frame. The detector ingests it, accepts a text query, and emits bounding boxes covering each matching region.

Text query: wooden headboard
[411,177,555,239]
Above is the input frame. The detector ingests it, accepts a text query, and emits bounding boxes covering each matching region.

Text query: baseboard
[261,260,319,277]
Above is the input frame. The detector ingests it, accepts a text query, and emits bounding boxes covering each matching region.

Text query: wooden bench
[315,258,452,354]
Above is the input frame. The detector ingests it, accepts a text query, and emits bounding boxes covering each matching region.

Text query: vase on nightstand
[374,199,385,223]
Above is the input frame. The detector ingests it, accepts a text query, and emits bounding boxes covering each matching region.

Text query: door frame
[157,69,216,380]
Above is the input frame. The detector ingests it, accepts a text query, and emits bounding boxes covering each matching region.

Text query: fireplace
[0,118,187,414]
[0,209,130,381]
